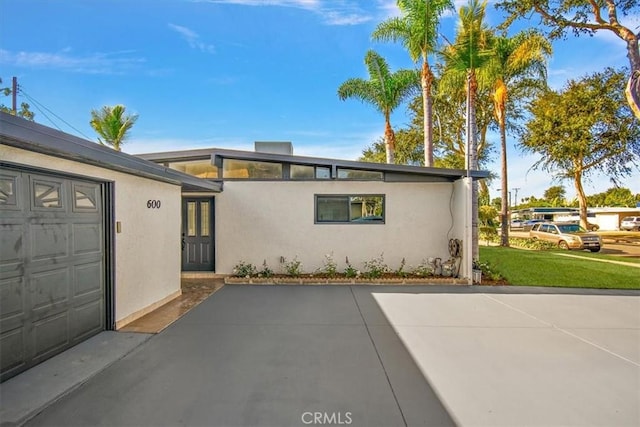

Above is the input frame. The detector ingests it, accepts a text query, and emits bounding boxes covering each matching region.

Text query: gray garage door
[0,168,105,382]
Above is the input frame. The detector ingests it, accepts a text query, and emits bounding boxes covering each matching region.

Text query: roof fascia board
[0,113,221,192]
[136,149,215,162]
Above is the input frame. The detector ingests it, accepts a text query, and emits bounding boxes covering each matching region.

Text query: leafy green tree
[587,187,638,207]
[479,204,498,226]
[1,78,35,120]
[89,105,138,151]
[360,128,423,165]
[491,30,552,246]
[496,0,640,116]
[543,185,566,206]
[440,0,494,258]
[372,0,454,167]
[520,67,640,229]
[338,50,418,164]
[359,81,497,174]
[519,195,551,209]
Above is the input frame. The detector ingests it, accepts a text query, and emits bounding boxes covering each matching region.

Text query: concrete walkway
[0,332,152,425]
[9,285,640,427]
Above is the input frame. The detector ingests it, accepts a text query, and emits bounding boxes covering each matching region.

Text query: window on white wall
[315,195,385,224]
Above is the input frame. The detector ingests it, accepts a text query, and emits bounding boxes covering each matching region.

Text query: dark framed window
[290,164,333,180]
[315,194,385,224]
[0,174,18,207]
[73,182,98,211]
[32,178,63,209]
[222,159,283,179]
[336,168,383,180]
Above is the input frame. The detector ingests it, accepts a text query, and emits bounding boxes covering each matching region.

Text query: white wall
[216,180,460,275]
[452,178,472,281]
[1,144,182,325]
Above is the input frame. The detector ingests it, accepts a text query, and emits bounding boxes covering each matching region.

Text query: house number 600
[147,200,161,209]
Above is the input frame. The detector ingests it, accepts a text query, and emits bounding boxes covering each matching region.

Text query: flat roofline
[138,147,490,181]
[0,113,221,192]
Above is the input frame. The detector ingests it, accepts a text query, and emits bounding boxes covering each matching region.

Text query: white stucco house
[139,142,489,279]
[0,113,488,381]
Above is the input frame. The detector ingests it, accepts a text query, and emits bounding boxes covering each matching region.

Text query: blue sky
[1,0,638,202]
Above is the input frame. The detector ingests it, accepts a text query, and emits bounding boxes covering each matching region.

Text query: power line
[18,90,64,132]
[18,86,95,141]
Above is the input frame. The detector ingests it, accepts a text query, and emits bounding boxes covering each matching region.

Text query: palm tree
[89,105,138,151]
[440,0,494,259]
[372,0,454,167]
[491,30,552,246]
[338,50,418,164]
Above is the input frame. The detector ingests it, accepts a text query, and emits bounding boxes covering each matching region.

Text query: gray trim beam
[0,113,221,192]
[209,148,489,181]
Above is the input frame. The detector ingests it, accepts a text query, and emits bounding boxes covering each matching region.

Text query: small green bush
[319,252,338,277]
[258,260,274,278]
[394,258,409,278]
[233,260,257,277]
[510,237,557,250]
[363,253,389,279]
[473,259,505,281]
[479,226,498,242]
[281,256,303,277]
[344,256,359,278]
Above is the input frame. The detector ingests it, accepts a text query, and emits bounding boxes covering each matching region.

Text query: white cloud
[195,0,372,26]
[168,24,216,54]
[0,49,145,74]
[375,0,400,19]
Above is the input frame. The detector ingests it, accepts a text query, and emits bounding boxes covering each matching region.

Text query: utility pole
[512,187,520,208]
[12,77,17,113]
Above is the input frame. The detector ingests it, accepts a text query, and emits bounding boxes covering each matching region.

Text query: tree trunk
[499,120,509,246]
[574,168,588,230]
[422,60,434,167]
[466,70,479,260]
[494,79,509,247]
[622,29,640,73]
[384,115,395,164]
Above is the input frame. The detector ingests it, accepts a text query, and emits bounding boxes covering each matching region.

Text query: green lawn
[479,246,640,289]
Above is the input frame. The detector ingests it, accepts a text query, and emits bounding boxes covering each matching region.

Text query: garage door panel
[0,277,25,322]
[1,327,26,375]
[72,300,104,341]
[30,177,65,211]
[32,311,69,361]
[0,223,25,266]
[72,223,102,255]
[72,182,99,212]
[74,262,103,297]
[0,172,21,211]
[30,223,69,260]
[30,267,69,312]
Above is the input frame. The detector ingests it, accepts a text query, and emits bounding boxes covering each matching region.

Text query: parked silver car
[620,216,640,231]
[530,222,602,252]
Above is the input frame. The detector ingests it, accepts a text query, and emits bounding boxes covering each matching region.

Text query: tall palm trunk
[422,60,435,167]
[466,70,479,259]
[494,79,509,246]
[384,114,396,164]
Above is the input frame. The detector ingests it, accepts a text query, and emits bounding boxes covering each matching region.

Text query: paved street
[22,285,640,427]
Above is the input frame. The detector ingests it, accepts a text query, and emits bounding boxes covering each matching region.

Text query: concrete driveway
[23,285,640,427]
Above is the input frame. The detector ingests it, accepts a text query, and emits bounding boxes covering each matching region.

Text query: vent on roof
[254,141,293,155]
